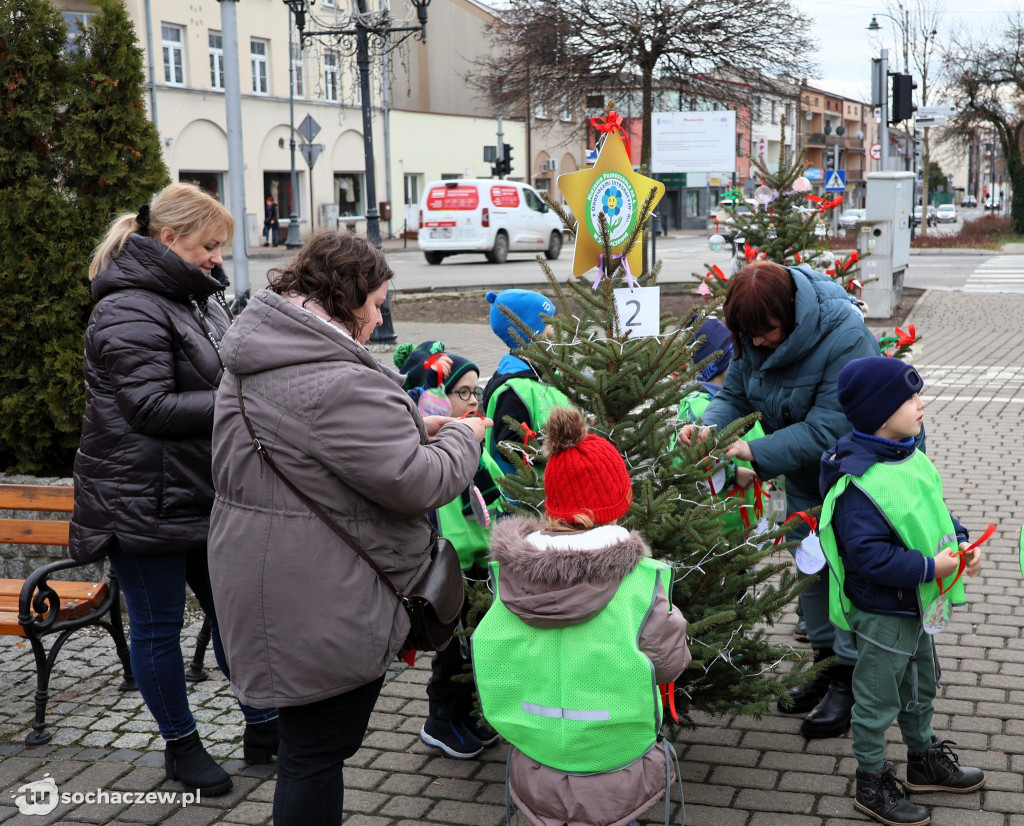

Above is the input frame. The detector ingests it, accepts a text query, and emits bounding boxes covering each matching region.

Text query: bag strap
[234,378,411,608]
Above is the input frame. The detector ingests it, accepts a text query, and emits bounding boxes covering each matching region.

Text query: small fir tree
[696,116,870,306]
[0,0,168,474]
[469,186,816,721]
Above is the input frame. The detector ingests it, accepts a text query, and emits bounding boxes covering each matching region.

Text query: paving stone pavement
[2,288,1024,825]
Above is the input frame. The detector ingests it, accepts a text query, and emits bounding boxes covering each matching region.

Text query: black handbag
[235,380,464,653]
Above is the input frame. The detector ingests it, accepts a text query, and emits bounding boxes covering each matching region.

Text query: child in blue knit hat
[481,290,569,479]
[819,356,985,826]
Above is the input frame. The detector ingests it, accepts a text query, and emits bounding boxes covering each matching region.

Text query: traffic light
[491,158,506,177]
[502,143,513,176]
[891,73,917,123]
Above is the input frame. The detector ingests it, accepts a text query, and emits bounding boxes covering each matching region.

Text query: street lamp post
[283,1,306,249]
[288,0,432,344]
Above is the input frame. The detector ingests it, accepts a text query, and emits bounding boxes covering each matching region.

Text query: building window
[62,12,93,53]
[404,174,419,207]
[265,171,299,220]
[324,52,339,102]
[251,39,269,95]
[209,32,224,91]
[771,100,777,124]
[535,101,548,120]
[291,43,304,98]
[754,97,762,121]
[335,173,365,217]
[179,171,224,202]
[560,93,572,122]
[162,24,185,86]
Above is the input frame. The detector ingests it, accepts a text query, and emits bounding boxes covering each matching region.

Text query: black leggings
[273,675,386,826]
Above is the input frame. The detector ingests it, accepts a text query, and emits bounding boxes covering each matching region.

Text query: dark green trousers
[850,608,936,771]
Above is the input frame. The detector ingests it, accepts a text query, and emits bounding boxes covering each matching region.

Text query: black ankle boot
[778,648,834,715]
[243,718,279,765]
[800,664,854,739]
[165,731,232,796]
[904,737,985,794]
[855,762,929,826]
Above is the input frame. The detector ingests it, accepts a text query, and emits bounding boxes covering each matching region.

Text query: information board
[651,111,737,174]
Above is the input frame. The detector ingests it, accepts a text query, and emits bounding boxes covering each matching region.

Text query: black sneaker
[855,762,930,826]
[420,714,484,760]
[904,738,985,794]
[793,616,809,642]
[464,715,500,748]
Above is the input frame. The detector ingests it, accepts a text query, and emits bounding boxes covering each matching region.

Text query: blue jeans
[108,542,277,741]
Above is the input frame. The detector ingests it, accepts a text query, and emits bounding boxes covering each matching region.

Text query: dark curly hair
[723,261,797,357]
[267,231,393,330]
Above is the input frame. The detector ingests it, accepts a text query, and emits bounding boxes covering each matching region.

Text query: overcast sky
[795,0,1017,101]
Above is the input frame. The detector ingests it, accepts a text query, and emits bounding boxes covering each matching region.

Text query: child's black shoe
[904,738,985,793]
[420,703,484,760]
[855,762,929,826]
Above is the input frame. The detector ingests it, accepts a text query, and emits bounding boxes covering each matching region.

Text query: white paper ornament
[795,532,826,574]
[708,234,726,252]
[754,184,775,205]
[817,250,836,268]
[793,176,812,193]
[922,594,951,634]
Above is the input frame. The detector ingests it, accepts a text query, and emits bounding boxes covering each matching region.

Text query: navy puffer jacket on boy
[70,234,230,561]
[820,432,968,617]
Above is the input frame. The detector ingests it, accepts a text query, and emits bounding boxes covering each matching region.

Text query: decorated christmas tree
[469,123,816,721]
[696,116,869,305]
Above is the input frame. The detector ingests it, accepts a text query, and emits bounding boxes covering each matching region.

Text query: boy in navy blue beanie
[481,290,569,479]
[819,357,984,826]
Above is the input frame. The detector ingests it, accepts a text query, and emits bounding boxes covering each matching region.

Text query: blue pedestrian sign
[824,170,846,192]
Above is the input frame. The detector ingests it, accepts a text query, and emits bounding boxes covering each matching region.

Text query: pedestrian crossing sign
[824,170,846,192]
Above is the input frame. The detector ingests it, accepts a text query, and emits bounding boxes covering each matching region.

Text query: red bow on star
[895,324,916,346]
[590,110,631,159]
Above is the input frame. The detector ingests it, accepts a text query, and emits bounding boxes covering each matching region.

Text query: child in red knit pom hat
[472,406,691,826]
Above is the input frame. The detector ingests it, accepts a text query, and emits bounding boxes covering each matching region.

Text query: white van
[418,179,564,264]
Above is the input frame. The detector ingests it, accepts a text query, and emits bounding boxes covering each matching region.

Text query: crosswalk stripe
[964,255,1024,291]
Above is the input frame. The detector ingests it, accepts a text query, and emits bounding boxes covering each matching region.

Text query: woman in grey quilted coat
[208,231,488,826]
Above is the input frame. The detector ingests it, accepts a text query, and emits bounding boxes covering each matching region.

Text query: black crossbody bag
[234,380,464,653]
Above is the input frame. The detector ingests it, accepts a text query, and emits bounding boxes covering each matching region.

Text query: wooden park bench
[0,483,135,746]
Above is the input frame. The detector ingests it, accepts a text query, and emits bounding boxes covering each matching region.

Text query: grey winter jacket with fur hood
[207,289,481,708]
[478,516,691,826]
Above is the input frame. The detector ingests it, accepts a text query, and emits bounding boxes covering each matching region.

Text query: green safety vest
[675,390,765,536]
[435,451,503,570]
[819,450,965,631]
[472,556,673,773]
[484,376,570,471]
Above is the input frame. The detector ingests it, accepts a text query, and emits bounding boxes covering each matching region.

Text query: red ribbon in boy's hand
[940,523,994,593]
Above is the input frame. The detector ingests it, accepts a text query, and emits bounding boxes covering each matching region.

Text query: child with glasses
[395,341,504,760]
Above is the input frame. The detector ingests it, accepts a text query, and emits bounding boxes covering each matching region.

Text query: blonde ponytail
[88,183,234,281]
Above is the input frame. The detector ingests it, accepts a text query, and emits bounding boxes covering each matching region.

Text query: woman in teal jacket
[680,261,879,739]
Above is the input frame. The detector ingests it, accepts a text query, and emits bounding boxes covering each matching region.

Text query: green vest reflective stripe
[675,390,765,536]
[435,451,503,570]
[472,557,672,773]
[820,450,964,631]
[484,377,570,469]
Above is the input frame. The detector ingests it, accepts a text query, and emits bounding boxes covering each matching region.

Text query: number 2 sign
[613,286,660,338]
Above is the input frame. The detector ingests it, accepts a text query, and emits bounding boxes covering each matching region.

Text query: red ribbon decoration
[804,194,844,213]
[659,682,679,724]
[744,242,758,261]
[938,523,995,595]
[774,510,818,546]
[711,264,727,281]
[423,352,449,388]
[590,111,632,160]
[896,324,916,346]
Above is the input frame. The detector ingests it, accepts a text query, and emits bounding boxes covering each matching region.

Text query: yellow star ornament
[558,132,665,278]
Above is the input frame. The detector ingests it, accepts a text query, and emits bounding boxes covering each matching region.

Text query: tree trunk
[1008,154,1024,236]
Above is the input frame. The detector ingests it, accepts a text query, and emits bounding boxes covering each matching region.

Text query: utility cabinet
[860,171,914,318]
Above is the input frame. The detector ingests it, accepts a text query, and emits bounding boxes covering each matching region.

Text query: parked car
[711,198,756,253]
[912,206,938,228]
[838,208,866,231]
[418,179,563,264]
[984,197,1002,210]
[936,204,958,224]
[961,194,978,208]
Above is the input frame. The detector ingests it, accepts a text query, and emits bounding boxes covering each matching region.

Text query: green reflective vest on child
[819,449,966,631]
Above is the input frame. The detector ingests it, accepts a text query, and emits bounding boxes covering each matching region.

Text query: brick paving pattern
[2,288,1023,824]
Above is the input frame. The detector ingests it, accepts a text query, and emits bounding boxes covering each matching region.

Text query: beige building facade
[54,0,587,241]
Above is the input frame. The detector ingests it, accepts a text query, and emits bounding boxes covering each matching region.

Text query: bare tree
[886,1,944,235]
[470,0,816,169]
[941,13,1024,234]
